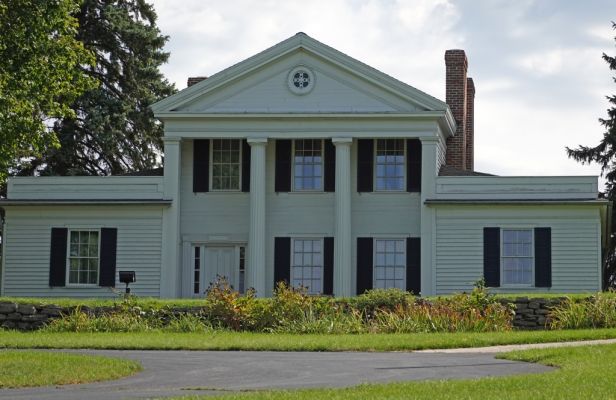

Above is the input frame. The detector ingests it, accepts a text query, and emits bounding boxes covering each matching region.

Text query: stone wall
[0,302,65,330]
[0,297,566,331]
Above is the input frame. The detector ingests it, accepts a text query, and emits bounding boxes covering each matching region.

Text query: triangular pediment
[152,33,450,116]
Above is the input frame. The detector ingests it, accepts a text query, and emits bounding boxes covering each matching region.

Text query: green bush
[550,292,616,329]
[41,278,514,334]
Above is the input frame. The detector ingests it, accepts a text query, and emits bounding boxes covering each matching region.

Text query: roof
[151,33,456,136]
[118,167,164,177]
[438,165,494,177]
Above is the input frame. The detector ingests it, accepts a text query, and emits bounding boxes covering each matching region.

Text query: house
[0,33,608,298]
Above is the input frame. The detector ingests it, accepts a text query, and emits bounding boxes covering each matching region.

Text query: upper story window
[375,139,405,191]
[68,230,99,285]
[501,229,533,285]
[211,139,241,191]
[293,139,323,191]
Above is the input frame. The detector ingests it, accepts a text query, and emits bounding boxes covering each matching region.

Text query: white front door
[203,246,237,291]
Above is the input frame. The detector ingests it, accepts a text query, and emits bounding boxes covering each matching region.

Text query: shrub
[550,292,616,329]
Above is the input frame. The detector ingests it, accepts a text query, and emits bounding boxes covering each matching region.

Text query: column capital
[419,137,440,144]
[247,137,268,145]
[163,136,182,144]
[332,137,353,145]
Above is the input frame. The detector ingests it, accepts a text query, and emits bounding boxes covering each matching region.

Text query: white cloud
[149,0,608,184]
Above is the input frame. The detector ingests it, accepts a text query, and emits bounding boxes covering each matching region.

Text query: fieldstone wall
[0,302,65,331]
[1,298,565,331]
[505,297,562,330]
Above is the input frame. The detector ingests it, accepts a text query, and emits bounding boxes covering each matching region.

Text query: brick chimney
[187,76,208,87]
[444,49,469,170]
[465,77,475,170]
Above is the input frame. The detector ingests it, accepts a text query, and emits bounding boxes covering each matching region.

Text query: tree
[566,22,616,288]
[0,0,97,186]
[21,0,176,176]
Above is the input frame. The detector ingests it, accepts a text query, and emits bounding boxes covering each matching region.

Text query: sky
[150,0,615,182]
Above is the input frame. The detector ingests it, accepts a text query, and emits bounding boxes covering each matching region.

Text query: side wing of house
[428,176,606,294]
[0,177,168,297]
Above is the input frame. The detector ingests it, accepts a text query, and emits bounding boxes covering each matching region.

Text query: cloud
[149,0,612,185]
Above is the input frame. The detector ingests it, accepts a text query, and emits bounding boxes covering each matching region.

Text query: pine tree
[566,22,616,288]
[22,0,176,176]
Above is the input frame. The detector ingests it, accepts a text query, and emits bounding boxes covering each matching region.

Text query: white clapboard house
[0,33,608,298]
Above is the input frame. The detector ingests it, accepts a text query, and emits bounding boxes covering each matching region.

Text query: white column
[247,138,268,297]
[161,136,182,298]
[419,137,438,296]
[332,137,353,297]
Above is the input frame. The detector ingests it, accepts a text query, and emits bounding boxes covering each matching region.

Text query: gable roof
[151,33,455,126]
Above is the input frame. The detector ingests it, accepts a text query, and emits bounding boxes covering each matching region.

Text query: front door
[203,246,237,291]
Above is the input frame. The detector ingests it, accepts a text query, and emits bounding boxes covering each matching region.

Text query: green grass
[1,328,616,351]
[169,344,616,399]
[0,351,141,388]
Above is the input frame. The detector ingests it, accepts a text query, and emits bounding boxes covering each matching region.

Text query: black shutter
[483,227,500,287]
[274,237,291,287]
[99,228,118,287]
[193,139,209,192]
[275,140,292,192]
[241,139,251,192]
[323,237,334,295]
[356,237,373,294]
[324,140,336,192]
[406,237,421,295]
[49,228,68,287]
[407,139,422,192]
[534,227,552,287]
[357,139,374,192]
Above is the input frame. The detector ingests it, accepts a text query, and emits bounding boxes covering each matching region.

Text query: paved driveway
[0,349,553,400]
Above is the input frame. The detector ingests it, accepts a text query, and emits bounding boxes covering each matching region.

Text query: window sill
[64,284,100,288]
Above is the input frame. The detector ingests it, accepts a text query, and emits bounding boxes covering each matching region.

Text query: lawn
[2,328,616,351]
[0,351,141,388]
[169,343,616,400]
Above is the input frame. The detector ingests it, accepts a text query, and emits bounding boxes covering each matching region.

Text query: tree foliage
[21,0,176,176]
[0,0,97,185]
[566,22,616,288]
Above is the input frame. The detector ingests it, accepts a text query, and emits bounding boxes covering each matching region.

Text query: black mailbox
[119,271,136,295]
[119,271,136,284]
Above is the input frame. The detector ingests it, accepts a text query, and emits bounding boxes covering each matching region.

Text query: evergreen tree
[22,0,176,176]
[567,22,616,288]
[0,0,97,186]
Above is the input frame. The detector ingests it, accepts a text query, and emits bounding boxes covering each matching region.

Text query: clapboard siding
[2,206,163,297]
[8,176,164,200]
[434,206,602,294]
[181,139,422,295]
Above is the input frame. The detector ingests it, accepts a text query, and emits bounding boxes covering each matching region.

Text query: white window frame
[500,228,535,287]
[374,139,406,192]
[292,139,324,192]
[290,238,324,295]
[373,238,406,290]
[66,228,101,287]
[209,139,242,192]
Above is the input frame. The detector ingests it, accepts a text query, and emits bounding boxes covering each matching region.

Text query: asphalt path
[0,349,554,400]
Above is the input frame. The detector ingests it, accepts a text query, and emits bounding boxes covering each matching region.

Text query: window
[375,139,405,191]
[68,230,99,285]
[293,139,323,191]
[291,239,323,294]
[374,239,405,289]
[501,229,534,285]
[211,139,241,190]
